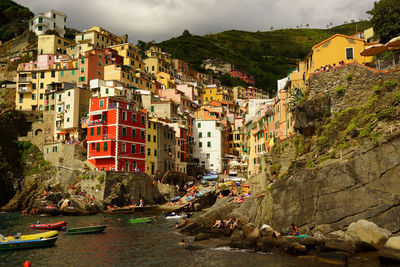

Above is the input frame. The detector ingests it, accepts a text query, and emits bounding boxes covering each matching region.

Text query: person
[178,239,185,245]
[138,199,144,207]
[230,218,238,230]
[217,192,223,199]
[289,223,299,236]
[213,219,223,228]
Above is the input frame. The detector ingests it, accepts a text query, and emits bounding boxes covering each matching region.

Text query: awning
[56,132,67,135]
[360,44,387,56]
[228,160,240,166]
[386,36,400,48]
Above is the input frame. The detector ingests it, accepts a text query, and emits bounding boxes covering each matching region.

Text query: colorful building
[87,97,147,172]
[29,9,67,37]
[230,70,255,85]
[146,118,158,176]
[108,43,144,70]
[38,35,73,55]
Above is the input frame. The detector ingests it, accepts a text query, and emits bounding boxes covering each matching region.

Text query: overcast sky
[16,0,375,43]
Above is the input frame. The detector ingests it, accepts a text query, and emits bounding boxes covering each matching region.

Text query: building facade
[29,9,67,37]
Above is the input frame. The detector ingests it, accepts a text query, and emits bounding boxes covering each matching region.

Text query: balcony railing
[17,87,31,93]
[18,77,31,83]
[102,134,116,140]
[87,119,105,126]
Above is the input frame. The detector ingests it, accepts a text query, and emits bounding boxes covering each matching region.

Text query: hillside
[156,21,372,92]
[0,0,33,42]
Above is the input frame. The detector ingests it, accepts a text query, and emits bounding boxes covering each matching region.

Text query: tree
[182,29,192,37]
[367,0,400,43]
[306,24,309,27]
[270,26,273,30]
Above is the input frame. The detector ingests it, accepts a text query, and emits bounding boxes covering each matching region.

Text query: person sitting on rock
[289,223,299,236]
[213,219,223,228]
[138,199,144,207]
[230,218,238,230]
[217,192,223,199]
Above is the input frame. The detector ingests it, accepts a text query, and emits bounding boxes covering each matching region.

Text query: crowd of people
[314,61,346,73]
[213,218,238,230]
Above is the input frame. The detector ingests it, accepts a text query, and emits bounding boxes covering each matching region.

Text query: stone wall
[18,121,46,150]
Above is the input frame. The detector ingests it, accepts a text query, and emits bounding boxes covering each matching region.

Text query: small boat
[2,231,58,241]
[65,225,107,235]
[129,217,154,224]
[30,221,67,230]
[0,237,58,251]
[165,215,181,220]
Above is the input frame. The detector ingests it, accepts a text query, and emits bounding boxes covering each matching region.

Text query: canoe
[0,237,57,251]
[65,225,107,235]
[2,231,58,241]
[30,221,67,230]
[129,217,154,224]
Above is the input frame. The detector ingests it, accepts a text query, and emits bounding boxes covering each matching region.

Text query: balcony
[102,134,116,140]
[18,87,31,93]
[87,119,105,126]
[18,77,32,83]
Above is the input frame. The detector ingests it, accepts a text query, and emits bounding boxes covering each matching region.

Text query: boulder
[260,224,275,237]
[379,236,400,262]
[321,238,364,254]
[345,219,391,249]
[194,232,211,241]
[284,242,307,255]
[328,230,346,239]
[230,230,245,241]
[242,223,260,240]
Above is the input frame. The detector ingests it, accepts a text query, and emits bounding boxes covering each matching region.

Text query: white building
[29,9,67,37]
[193,119,225,173]
[89,79,134,100]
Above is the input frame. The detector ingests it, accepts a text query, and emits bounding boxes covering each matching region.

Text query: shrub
[373,85,382,94]
[97,174,105,184]
[394,91,400,105]
[359,122,373,138]
[382,80,399,89]
[377,106,395,119]
[345,73,353,81]
[334,86,346,95]
[365,96,378,109]
[306,160,315,168]
[317,136,329,150]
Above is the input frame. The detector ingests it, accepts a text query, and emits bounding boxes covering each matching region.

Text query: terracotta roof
[312,34,365,49]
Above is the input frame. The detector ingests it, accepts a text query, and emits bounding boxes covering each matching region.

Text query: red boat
[30,221,67,230]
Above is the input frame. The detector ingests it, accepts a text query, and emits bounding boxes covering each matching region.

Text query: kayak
[65,225,107,235]
[30,221,67,230]
[129,217,154,224]
[2,231,58,241]
[165,215,181,220]
[0,237,57,251]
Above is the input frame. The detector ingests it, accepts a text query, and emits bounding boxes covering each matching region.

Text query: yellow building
[156,72,176,89]
[233,86,245,99]
[288,61,307,93]
[104,64,158,92]
[144,46,175,76]
[305,34,374,79]
[202,85,233,104]
[108,43,144,70]
[38,35,73,55]
[146,118,158,176]
[16,55,77,111]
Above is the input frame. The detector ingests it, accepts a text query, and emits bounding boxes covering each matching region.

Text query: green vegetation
[0,0,33,42]
[367,0,400,43]
[144,21,371,93]
[334,86,346,95]
[97,174,105,184]
[345,73,353,81]
[306,160,316,168]
[373,85,383,94]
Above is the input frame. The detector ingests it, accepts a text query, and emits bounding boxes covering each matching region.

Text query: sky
[16,0,376,43]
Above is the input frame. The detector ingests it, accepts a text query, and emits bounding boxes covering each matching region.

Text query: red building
[87,97,147,172]
[230,69,256,86]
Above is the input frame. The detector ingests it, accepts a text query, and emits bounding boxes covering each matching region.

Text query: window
[131,129,136,138]
[60,71,64,77]
[122,111,127,121]
[346,47,354,60]
[199,132,202,138]
[122,143,126,152]
[154,149,157,156]
[131,144,136,154]
[151,106,154,112]
[96,143,100,152]
[197,123,201,128]
[32,72,37,79]
[148,134,151,142]
[148,122,151,128]
[132,114,137,122]
[32,94,36,100]
[207,153,210,159]
[207,141,211,147]
[40,72,45,78]
[52,13,56,19]
[153,123,156,129]
[32,83,36,90]
[140,146,145,154]
[141,130,145,139]
[147,148,151,156]
[81,67,84,73]
[38,26,42,31]
[40,93,43,100]
[207,132,211,137]
[51,71,55,78]
[40,83,44,89]
[141,115,145,124]
[99,100,104,107]
[122,127,127,136]
[153,135,156,142]
[97,127,101,135]
[199,142,202,148]
[81,58,84,64]
[58,39,61,44]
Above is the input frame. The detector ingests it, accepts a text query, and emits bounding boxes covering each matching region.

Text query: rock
[156,183,179,201]
[260,224,275,237]
[321,238,364,254]
[230,230,245,241]
[194,233,211,241]
[379,236,400,262]
[242,223,260,240]
[285,242,307,255]
[328,230,346,239]
[194,203,201,211]
[345,219,391,249]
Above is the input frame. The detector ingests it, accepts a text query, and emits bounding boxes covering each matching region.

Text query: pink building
[157,88,193,112]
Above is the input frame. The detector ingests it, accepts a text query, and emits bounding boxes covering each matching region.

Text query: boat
[2,231,58,242]
[0,237,58,251]
[30,221,67,230]
[129,217,154,224]
[165,214,181,220]
[65,225,107,235]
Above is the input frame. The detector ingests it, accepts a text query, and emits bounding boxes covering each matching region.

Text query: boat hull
[30,221,67,230]
[0,237,57,251]
[65,225,107,235]
[129,217,153,224]
[3,231,58,242]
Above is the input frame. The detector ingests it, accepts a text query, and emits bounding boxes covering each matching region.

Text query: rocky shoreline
[179,198,400,264]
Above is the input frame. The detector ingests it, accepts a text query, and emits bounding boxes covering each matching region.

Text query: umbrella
[228,160,240,166]
[360,44,388,56]
[386,36,400,48]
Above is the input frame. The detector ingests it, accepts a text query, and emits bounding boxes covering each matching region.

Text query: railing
[87,119,105,126]
[18,77,31,82]
[17,87,30,93]
[102,134,116,140]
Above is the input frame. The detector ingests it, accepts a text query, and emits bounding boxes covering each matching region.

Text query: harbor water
[0,212,382,266]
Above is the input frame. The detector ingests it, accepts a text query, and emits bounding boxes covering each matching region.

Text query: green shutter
[104,142,108,151]
[97,127,101,135]
[90,128,94,136]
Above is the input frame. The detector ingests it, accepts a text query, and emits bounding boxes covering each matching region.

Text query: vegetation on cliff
[0,0,33,42]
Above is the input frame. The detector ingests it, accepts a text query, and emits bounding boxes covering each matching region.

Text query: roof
[312,34,365,50]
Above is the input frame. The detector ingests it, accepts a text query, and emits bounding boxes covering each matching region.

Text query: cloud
[16,0,375,43]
